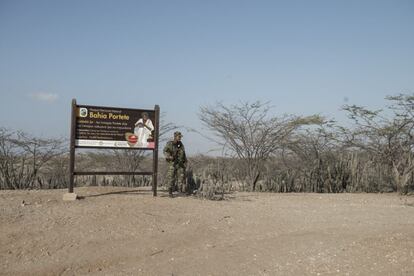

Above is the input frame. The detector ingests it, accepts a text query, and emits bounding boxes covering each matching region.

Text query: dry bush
[0,128,67,189]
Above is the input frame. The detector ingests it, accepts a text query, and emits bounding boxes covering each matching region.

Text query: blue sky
[0,0,413,154]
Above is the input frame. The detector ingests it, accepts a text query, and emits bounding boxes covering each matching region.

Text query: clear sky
[0,0,413,154]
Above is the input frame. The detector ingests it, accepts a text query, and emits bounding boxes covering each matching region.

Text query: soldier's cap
[174,131,183,137]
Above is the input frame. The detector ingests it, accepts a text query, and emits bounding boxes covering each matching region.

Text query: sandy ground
[0,187,413,276]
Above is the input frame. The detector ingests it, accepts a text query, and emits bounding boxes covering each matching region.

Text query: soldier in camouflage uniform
[163,131,187,197]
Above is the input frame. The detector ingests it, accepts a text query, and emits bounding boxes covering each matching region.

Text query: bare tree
[386,94,414,193]
[199,101,322,191]
[342,94,414,194]
[0,128,67,189]
[286,119,337,167]
[281,119,344,192]
[0,128,21,189]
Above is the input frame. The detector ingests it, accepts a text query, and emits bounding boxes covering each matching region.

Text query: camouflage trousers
[166,163,186,193]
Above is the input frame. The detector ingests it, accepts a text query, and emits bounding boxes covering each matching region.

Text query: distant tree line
[195,94,414,195]
[1,94,414,194]
[0,128,67,189]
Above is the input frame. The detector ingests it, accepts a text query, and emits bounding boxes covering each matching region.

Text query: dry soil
[1,187,413,275]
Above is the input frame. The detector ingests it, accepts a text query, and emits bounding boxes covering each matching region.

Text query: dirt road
[1,187,413,275]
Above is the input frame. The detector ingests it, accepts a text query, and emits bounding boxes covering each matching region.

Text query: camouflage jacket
[163,140,187,166]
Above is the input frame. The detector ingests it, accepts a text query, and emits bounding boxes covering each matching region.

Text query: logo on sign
[79,108,88,118]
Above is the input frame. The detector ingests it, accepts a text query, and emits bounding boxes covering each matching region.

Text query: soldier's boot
[168,187,173,198]
[181,182,188,195]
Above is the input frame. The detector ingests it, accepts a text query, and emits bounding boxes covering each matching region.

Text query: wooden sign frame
[68,99,160,196]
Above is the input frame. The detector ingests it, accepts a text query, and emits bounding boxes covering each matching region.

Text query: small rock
[63,193,78,201]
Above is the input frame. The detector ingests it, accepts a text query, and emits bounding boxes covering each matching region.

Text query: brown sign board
[69,99,160,196]
[75,105,156,149]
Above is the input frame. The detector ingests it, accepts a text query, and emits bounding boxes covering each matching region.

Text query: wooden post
[68,99,76,193]
[152,105,160,196]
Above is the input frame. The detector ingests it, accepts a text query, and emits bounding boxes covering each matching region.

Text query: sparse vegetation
[1,94,414,194]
